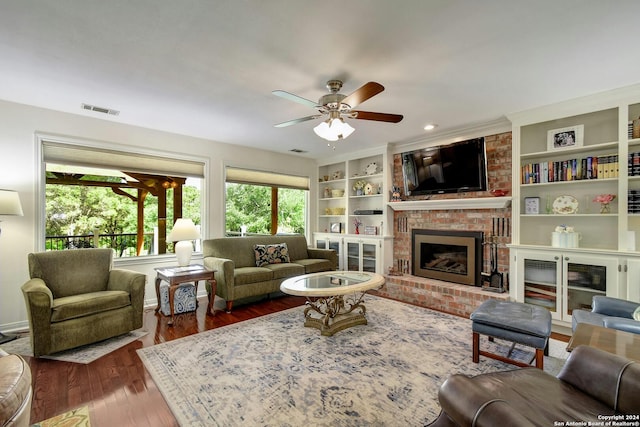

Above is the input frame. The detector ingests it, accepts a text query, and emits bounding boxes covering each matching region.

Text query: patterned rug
[31,406,91,427]
[137,296,568,426]
[1,330,148,364]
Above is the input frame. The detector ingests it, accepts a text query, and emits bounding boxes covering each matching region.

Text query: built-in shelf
[387,197,512,211]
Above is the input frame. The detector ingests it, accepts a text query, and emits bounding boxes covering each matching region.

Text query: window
[225,168,308,236]
[40,138,205,258]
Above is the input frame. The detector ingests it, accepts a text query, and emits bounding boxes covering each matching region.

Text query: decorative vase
[600,202,610,214]
[356,189,363,196]
[355,226,360,234]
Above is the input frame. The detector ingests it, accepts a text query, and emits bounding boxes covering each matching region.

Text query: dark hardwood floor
[24,295,307,426]
[24,294,569,426]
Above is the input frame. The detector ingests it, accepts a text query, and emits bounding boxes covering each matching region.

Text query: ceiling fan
[272,80,403,142]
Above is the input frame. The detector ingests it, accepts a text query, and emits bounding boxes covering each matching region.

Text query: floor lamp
[0,189,24,344]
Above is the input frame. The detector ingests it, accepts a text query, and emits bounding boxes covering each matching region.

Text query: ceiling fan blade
[274,115,322,128]
[351,110,404,123]
[340,82,384,109]
[272,90,319,109]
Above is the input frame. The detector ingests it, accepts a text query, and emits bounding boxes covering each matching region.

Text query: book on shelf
[629,151,640,176]
[521,154,618,184]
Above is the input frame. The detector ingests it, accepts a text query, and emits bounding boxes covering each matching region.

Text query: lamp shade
[0,190,23,216]
[313,121,337,141]
[332,118,355,139]
[167,218,200,242]
[167,218,200,267]
[313,118,354,141]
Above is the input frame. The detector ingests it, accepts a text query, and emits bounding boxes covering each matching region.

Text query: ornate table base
[303,293,368,336]
[281,271,385,337]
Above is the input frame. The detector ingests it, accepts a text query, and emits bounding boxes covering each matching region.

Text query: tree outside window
[45,166,201,257]
[225,183,306,236]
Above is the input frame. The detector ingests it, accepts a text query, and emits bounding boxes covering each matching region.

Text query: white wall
[0,99,317,332]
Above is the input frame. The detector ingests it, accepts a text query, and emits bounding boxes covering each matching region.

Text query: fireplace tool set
[482,217,509,293]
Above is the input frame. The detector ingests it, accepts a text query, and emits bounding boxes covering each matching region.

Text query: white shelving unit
[508,84,640,326]
[314,149,392,273]
[318,163,347,234]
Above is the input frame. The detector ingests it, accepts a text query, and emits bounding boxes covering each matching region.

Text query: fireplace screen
[412,229,483,286]
[420,242,468,275]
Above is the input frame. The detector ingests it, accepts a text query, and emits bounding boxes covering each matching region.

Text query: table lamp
[0,189,24,344]
[167,218,200,266]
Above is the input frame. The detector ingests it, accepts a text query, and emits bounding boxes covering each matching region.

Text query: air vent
[81,103,120,116]
[289,149,307,153]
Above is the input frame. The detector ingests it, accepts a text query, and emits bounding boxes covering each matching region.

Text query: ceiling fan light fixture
[332,118,355,139]
[313,120,335,141]
[274,80,400,146]
[314,117,354,142]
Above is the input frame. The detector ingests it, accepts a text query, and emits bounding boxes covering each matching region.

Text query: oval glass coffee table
[280,271,385,336]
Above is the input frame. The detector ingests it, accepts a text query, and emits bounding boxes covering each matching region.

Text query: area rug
[1,330,147,364]
[31,406,91,427]
[137,296,567,426]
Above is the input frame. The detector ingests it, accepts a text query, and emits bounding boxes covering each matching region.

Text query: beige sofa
[203,235,337,312]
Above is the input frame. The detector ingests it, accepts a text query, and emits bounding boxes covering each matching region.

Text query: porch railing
[45,232,155,257]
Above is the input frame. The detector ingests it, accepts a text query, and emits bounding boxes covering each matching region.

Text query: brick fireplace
[375,131,512,317]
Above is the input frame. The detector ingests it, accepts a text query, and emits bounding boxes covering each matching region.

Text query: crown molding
[389,116,511,154]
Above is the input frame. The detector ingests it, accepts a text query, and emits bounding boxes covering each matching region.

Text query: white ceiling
[2,0,640,158]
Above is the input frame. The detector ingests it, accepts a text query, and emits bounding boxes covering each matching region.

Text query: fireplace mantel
[388,196,511,211]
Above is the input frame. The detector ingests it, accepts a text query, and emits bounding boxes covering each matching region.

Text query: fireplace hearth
[412,229,483,286]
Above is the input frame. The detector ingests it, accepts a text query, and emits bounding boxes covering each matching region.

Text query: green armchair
[21,249,146,357]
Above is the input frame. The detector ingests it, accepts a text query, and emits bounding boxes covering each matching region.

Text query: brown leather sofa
[428,345,639,426]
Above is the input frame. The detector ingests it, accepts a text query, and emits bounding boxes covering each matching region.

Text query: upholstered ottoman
[470,299,551,369]
[159,282,197,316]
[0,350,32,427]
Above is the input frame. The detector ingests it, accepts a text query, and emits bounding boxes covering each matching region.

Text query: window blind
[43,141,205,178]
[226,167,309,190]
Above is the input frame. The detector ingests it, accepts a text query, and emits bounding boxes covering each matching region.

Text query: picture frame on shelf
[524,197,540,214]
[364,225,378,235]
[547,124,584,151]
[330,222,342,233]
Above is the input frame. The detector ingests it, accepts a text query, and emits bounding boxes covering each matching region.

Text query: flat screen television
[401,137,488,196]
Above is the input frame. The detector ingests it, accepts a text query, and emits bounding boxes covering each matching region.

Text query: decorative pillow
[254,243,290,267]
[634,306,640,321]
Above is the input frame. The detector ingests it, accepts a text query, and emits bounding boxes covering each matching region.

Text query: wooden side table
[567,323,640,362]
[154,265,217,325]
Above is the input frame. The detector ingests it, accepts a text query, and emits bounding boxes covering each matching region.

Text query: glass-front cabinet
[313,233,383,273]
[515,248,618,323]
[521,253,561,316]
[314,233,343,270]
[345,238,379,272]
[622,258,640,302]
